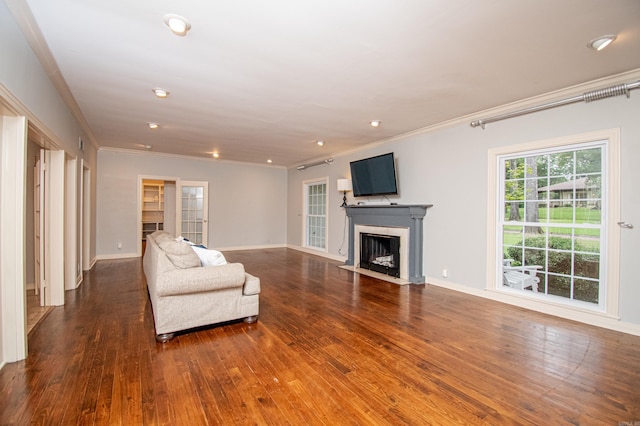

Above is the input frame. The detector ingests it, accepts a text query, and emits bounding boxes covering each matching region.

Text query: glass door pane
[178,181,208,245]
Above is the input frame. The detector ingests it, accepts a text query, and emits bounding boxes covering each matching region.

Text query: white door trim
[0,115,28,362]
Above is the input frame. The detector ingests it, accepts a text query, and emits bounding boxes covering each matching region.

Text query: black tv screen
[350,153,398,197]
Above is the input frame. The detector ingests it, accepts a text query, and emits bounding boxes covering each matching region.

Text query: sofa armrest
[157,263,246,297]
[243,273,261,296]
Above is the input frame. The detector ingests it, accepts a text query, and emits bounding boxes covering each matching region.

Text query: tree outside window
[501,144,603,306]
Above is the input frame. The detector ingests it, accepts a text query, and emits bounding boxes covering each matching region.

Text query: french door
[177,181,208,245]
[303,179,328,251]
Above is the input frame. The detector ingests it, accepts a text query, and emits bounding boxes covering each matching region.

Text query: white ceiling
[12,0,640,166]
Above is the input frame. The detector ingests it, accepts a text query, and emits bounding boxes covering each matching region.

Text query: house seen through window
[499,141,605,308]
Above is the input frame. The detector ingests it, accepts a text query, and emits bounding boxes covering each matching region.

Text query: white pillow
[191,246,227,267]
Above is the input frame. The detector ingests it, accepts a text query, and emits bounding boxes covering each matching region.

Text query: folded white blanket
[175,235,227,266]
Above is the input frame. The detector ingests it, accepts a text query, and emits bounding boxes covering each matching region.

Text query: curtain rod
[296,158,333,170]
[470,80,640,129]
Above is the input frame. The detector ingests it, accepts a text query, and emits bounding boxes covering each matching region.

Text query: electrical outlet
[117,242,122,249]
[442,269,448,278]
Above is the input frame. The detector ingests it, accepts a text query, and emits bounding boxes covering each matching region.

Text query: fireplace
[360,233,401,278]
[344,205,432,284]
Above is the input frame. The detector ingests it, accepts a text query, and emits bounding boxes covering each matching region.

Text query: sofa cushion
[243,273,261,296]
[158,263,247,297]
[153,232,174,245]
[192,246,227,266]
[158,239,201,269]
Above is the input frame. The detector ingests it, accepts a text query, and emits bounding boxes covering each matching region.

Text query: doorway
[138,176,177,256]
[137,177,209,256]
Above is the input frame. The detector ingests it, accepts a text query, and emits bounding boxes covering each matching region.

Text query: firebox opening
[359,233,401,278]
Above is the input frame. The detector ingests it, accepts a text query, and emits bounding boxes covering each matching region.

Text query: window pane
[574,253,599,280]
[524,201,546,224]
[503,226,523,246]
[574,278,599,304]
[576,148,602,174]
[504,202,523,222]
[576,230,599,253]
[523,248,546,271]
[578,208,601,225]
[504,158,524,179]
[521,228,545,248]
[548,250,571,275]
[549,152,574,177]
[524,179,539,201]
[537,178,550,202]
[548,274,571,298]
[536,154,549,177]
[548,206,574,222]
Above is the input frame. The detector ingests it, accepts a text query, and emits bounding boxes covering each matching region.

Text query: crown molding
[98,146,288,170]
[4,0,99,151]
[313,68,640,166]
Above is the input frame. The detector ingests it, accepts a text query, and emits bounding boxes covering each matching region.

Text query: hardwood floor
[1,248,639,425]
[26,289,53,335]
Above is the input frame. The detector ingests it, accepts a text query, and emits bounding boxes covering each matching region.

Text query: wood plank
[0,249,639,424]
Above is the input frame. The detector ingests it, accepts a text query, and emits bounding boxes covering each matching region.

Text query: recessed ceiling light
[370,120,381,127]
[163,14,191,37]
[152,88,170,98]
[148,122,159,129]
[144,145,152,150]
[212,152,219,158]
[588,34,617,51]
[316,140,324,146]
[267,159,273,163]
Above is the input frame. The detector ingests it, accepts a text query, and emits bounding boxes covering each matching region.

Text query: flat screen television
[349,153,398,197]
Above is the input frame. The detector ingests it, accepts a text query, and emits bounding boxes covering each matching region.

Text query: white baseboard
[95,252,140,261]
[219,243,286,252]
[286,244,347,262]
[84,257,98,271]
[427,276,640,337]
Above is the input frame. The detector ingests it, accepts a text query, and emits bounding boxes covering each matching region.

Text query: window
[304,179,328,251]
[488,129,620,317]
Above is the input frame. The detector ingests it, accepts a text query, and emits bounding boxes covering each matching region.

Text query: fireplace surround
[344,205,432,284]
[359,231,402,277]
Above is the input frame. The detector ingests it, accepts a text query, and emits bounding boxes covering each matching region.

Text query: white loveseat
[143,231,260,342]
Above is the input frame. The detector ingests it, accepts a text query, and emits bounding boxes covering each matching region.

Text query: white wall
[288,72,640,330]
[97,150,288,256]
[0,1,99,365]
[0,1,98,265]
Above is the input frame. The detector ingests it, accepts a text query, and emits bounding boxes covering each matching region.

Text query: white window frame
[302,177,329,252]
[487,128,620,319]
